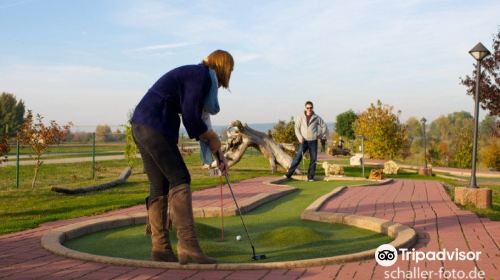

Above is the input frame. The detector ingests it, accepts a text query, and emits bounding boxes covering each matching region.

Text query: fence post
[92,132,96,180]
[16,140,20,188]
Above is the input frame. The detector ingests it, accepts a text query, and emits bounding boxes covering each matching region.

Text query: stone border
[199,185,296,218]
[41,178,416,270]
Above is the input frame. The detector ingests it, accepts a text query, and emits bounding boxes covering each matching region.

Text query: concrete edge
[303,179,393,213]
[194,182,297,218]
[41,177,413,270]
[40,213,385,270]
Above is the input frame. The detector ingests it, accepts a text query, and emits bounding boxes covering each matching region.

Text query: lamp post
[420,117,427,169]
[357,135,365,178]
[468,42,491,188]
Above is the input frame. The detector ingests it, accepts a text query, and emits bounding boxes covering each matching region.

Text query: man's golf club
[223,174,266,261]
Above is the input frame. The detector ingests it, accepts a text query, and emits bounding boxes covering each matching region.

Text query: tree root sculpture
[51,167,132,194]
[214,120,300,174]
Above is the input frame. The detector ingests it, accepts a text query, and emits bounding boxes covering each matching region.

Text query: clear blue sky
[1,0,498,130]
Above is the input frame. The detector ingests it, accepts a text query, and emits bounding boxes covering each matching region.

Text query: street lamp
[357,135,365,178]
[420,117,427,169]
[468,42,491,188]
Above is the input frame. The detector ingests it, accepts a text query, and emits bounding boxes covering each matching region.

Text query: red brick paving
[320,180,499,279]
[1,177,499,279]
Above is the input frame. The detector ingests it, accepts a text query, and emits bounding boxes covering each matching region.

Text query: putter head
[252,254,267,261]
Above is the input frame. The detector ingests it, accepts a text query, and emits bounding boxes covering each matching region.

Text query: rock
[418,167,432,176]
[383,160,399,174]
[369,168,384,180]
[350,153,363,166]
[322,161,344,177]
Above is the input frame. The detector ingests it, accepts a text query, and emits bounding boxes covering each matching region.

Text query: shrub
[123,123,137,169]
[272,118,297,145]
[480,139,500,171]
[353,100,406,159]
[17,110,72,188]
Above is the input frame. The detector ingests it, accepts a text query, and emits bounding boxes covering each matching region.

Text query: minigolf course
[0,177,498,279]
[43,178,401,268]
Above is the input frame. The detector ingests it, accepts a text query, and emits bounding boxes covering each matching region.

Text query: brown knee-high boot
[169,184,216,264]
[148,196,178,262]
[145,196,151,235]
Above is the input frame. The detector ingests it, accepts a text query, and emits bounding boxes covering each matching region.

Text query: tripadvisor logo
[375,244,482,267]
[375,244,398,267]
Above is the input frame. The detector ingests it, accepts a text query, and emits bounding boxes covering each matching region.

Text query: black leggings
[132,123,191,199]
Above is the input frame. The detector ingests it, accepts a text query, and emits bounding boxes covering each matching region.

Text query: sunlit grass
[0,151,271,234]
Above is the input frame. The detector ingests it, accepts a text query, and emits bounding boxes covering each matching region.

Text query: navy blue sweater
[131,64,211,143]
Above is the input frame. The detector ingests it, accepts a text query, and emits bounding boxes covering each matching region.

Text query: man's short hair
[305,101,313,107]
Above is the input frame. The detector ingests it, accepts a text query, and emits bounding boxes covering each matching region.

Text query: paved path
[5,153,499,181]
[318,154,500,178]
[1,178,499,279]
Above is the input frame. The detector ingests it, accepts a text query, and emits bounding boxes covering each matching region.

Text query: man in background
[284,101,328,181]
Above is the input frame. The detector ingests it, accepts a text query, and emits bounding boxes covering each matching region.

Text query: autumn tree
[479,115,499,141]
[427,112,473,166]
[0,92,25,136]
[479,115,499,170]
[353,100,407,159]
[335,110,358,140]
[449,119,473,168]
[272,118,298,145]
[68,131,93,143]
[399,125,411,159]
[17,111,72,188]
[480,139,500,171]
[0,134,8,164]
[460,28,500,116]
[405,117,423,155]
[95,124,113,142]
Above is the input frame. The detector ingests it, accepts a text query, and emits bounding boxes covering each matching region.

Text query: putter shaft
[224,174,255,248]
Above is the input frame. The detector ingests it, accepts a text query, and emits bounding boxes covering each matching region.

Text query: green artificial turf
[64,180,392,263]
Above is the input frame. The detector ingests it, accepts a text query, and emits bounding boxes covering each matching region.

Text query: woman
[131,50,233,264]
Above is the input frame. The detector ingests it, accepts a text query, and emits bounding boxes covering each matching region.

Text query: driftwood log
[213,120,300,174]
[51,167,132,194]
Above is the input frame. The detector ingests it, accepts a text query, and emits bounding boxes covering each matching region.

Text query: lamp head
[469,42,491,61]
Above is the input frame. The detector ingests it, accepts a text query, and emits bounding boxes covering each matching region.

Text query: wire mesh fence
[0,123,263,188]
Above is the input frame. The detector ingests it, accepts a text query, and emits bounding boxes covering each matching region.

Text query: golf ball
[236,235,242,241]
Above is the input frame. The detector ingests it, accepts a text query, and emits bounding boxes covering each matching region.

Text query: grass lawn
[0,151,271,234]
[441,180,500,221]
[65,180,392,263]
[1,150,499,235]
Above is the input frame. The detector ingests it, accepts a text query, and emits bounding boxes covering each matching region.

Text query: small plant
[123,123,137,169]
[17,110,72,189]
[93,162,107,179]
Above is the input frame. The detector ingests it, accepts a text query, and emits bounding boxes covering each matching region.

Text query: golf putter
[224,174,267,261]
